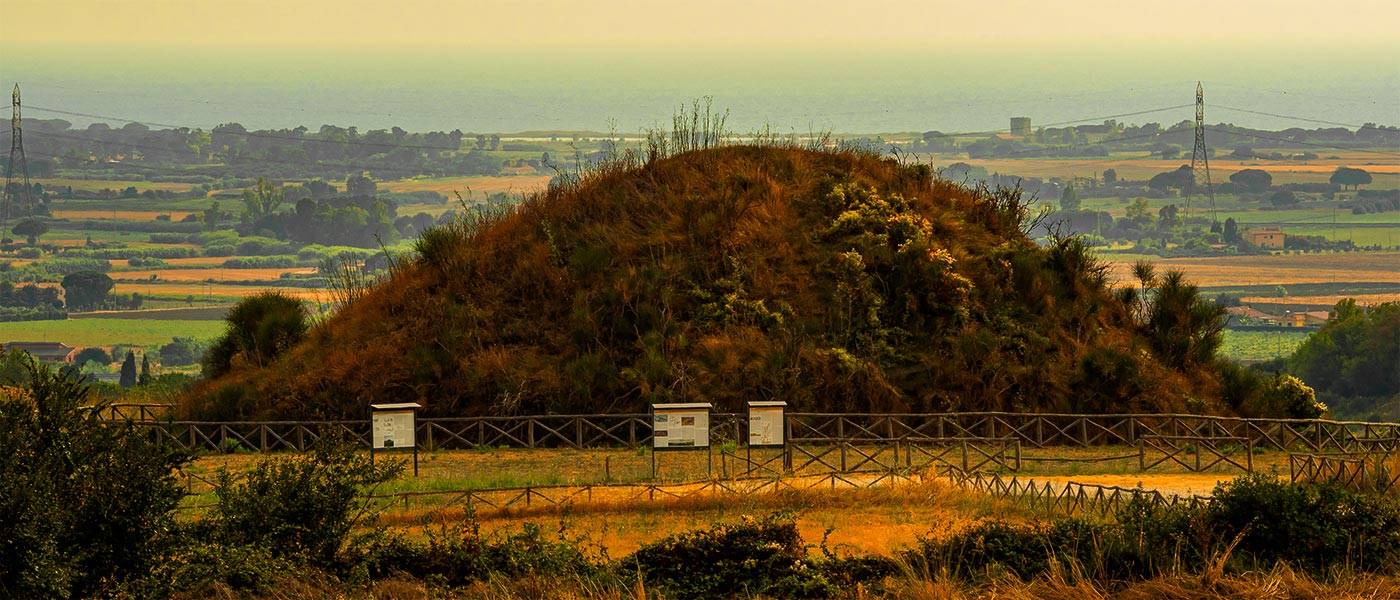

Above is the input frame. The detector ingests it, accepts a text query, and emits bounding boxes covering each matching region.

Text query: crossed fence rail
[174,470,925,515]
[938,467,1209,517]
[125,412,1400,454]
[1288,452,1400,494]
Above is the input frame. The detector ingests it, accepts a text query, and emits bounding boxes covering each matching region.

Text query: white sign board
[653,403,711,449]
[747,402,786,447]
[372,410,416,449]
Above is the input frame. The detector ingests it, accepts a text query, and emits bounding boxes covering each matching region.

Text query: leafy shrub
[62,247,198,259]
[159,336,209,366]
[148,233,192,244]
[201,436,402,564]
[905,476,1400,584]
[125,541,305,598]
[0,305,66,322]
[624,514,836,599]
[1205,474,1400,573]
[223,255,300,268]
[0,357,191,597]
[202,291,309,377]
[347,521,596,586]
[127,256,169,268]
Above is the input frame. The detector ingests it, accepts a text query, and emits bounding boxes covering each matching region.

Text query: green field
[0,318,226,348]
[1219,329,1311,363]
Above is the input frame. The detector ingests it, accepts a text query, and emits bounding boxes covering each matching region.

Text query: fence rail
[175,470,924,515]
[1289,452,1400,494]
[938,468,1209,517]
[124,412,1400,454]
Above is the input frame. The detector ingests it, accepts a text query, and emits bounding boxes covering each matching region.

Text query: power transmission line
[1211,105,1375,129]
[1207,128,1400,158]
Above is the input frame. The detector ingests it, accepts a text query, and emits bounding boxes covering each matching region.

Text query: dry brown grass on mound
[189,143,1225,421]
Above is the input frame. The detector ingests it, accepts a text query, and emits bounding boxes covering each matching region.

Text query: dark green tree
[345,172,377,198]
[158,337,206,366]
[61,271,114,311]
[119,351,137,388]
[1269,190,1300,207]
[138,354,152,385]
[11,218,49,246]
[1228,168,1272,193]
[1148,165,1193,191]
[1102,168,1117,185]
[1329,167,1372,190]
[72,347,111,367]
[1059,184,1080,212]
[1288,300,1398,402]
[1223,217,1240,244]
[203,291,309,378]
[1157,204,1180,229]
[240,177,284,224]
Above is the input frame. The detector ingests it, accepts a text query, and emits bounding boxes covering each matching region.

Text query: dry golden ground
[112,282,330,300]
[1103,252,1400,287]
[387,480,1037,557]
[181,446,1278,558]
[111,267,318,282]
[52,209,197,220]
[378,174,551,197]
[1242,293,1400,306]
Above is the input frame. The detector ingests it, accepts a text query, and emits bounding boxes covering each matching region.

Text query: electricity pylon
[1186,81,1216,223]
[4,84,36,242]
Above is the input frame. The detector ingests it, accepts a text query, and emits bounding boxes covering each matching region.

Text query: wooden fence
[1138,435,1253,473]
[938,468,1209,517]
[1289,452,1400,495]
[175,470,924,515]
[123,412,1400,454]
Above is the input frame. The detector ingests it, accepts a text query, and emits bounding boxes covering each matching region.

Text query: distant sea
[2,45,1396,134]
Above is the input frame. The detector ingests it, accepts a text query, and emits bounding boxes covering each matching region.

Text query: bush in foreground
[0,357,191,598]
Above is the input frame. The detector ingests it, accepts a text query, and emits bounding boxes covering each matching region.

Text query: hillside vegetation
[188,145,1233,419]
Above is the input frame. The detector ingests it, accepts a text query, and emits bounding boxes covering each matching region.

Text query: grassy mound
[189,146,1225,419]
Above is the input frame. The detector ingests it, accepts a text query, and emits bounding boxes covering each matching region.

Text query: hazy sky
[1,1,1396,132]
[4,0,1398,48]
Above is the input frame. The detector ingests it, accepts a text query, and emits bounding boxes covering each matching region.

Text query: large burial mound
[190,146,1230,419]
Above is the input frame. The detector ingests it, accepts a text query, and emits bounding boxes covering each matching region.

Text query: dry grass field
[176,444,1277,557]
[379,174,551,198]
[52,209,197,221]
[112,282,331,301]
[33,178,198,193]
[958,152,1400,186]
[111,267,318,282]
[1243,293,1400,306]
[1102,252,1400,287]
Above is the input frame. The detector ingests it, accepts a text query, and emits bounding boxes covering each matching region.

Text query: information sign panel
[747,401,786,447]
[372,410,416,449]
[652,403,712,449]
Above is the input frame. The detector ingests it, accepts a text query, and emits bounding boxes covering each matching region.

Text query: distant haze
[1,0,1396,133]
